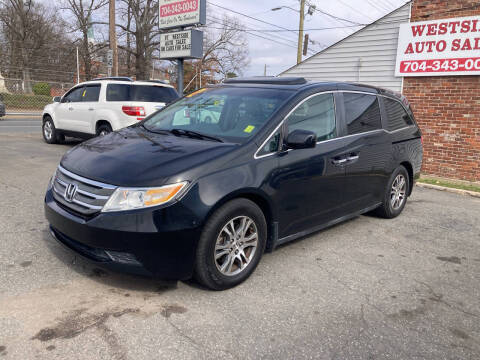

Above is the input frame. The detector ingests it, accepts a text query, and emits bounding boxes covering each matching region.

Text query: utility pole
[109,0,118,76]
[264,64,267,76]
[297,0,305,64]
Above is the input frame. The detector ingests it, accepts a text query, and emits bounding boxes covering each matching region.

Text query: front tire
[194,199,267,290]
[374,165,410,219]
[42,116,62,144]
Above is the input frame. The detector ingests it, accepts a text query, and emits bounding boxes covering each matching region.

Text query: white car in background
[41,77,179,144]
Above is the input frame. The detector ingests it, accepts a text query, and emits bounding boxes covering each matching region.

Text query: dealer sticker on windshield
[244,125,255,133]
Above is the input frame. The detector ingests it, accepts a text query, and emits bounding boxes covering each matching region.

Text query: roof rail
[91,76,133,82]
[142,80,168,85]
[223,76,307,85]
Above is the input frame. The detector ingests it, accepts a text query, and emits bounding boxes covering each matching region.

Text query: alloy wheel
[390,174,406,210]
[214,216,258,276]
[44,121,53,140]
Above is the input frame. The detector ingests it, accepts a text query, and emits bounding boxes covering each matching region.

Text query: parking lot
[1,126,479,359]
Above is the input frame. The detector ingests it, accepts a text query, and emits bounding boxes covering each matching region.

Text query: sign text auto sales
[395,16,480,77]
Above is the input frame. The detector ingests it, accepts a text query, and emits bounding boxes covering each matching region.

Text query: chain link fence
[0,78,75,115]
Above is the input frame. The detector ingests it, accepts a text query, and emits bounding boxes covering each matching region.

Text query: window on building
[343,93,382,135]
[384,97,413,131]
[286,93,336,142]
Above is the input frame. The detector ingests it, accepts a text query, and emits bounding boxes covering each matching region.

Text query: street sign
[159,0,206,30]
[159,29,203,59]
[106,50,113,68]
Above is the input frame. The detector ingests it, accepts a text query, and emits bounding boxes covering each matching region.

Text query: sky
[208,0,410,76]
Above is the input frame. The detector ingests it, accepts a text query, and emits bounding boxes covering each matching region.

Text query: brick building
[403,1,480,182]
[281,0,480,183]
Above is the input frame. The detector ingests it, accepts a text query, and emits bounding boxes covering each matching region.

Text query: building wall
[280,4,410,92]
[403,0,480,182]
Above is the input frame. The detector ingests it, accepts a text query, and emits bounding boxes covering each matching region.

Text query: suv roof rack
[91,76,133,82]
[142,80,168,85]
[223,76,307,86]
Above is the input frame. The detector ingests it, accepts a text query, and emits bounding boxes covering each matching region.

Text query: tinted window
[384,98,413,131]
[257,130,281,156]
[63,87,84,103]
[287,93,336,141]
[106,84,179,103]
[343,93,381,135]
[82,85,101,102]
[143,87,292,144]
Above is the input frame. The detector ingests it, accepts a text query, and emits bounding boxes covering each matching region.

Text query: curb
[416,182,480,198]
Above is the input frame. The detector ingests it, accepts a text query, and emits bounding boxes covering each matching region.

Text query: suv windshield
[142,87,292,143]
[106,84,179,103]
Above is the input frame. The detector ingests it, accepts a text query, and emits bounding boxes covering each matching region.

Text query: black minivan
[45,77,423,290]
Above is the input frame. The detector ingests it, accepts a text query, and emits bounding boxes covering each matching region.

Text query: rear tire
[194,199,267,290]
[374,165,410,219]
[96,123,112,137]
[42,116,61,144]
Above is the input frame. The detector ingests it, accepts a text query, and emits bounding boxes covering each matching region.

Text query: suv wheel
[96,123,112,137]
[42,116,63,144]
[194,199,267,290]
[374,165,410,219]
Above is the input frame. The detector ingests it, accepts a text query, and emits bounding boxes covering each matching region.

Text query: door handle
[346,154,359,162]
[332,157,347,165]
[88,108,94,111]
[68,107,74,111]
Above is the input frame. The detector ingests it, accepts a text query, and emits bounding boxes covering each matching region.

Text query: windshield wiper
[140,124,169,135]
[170,129,223,143]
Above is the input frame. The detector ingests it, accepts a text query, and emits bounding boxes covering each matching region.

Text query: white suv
[42,77,179,144]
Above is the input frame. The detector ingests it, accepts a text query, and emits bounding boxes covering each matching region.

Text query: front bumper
[44,187,202,280]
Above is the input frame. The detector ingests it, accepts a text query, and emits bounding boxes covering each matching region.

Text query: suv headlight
[102,182,188,212]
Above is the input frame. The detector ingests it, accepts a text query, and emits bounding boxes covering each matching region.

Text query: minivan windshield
[142,87,293,143]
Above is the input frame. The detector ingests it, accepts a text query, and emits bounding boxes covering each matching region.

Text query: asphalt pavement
[0,116,42,134]
[0,132,479,359]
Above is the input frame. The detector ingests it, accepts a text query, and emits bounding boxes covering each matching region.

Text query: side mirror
[285,129,317,149]
[53,96,61,103]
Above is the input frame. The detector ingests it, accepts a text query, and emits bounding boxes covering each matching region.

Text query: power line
[335,0,376,22]
[205,17,318,56]
[208,2,302,38]
[207,13,321,54]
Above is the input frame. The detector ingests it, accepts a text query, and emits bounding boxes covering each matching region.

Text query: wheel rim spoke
[214,215,258,276]
[391,174,406,210]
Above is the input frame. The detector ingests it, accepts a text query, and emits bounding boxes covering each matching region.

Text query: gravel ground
[0,133,479,360]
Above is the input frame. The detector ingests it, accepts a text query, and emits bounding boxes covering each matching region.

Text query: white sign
[159,29,203,59]
[159,0,206,30]
[106,50,113,68]
[395,16,480,77]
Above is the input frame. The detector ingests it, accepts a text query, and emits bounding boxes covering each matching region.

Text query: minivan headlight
[102,182,188,212]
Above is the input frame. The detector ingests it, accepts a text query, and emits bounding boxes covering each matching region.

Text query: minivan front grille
[52,166,116,216]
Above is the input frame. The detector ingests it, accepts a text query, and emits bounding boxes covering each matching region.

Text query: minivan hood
[60,127,237,187]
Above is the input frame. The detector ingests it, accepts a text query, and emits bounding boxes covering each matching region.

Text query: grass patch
[418,178,480,193]
[0,92,52,110]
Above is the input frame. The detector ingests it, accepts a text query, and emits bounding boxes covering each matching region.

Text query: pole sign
[159,0,206,30]
[106,50,113,68]
[396,16,480,77]
[159,29,203,59]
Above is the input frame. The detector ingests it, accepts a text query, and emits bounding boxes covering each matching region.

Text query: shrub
[32,82,51,96]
